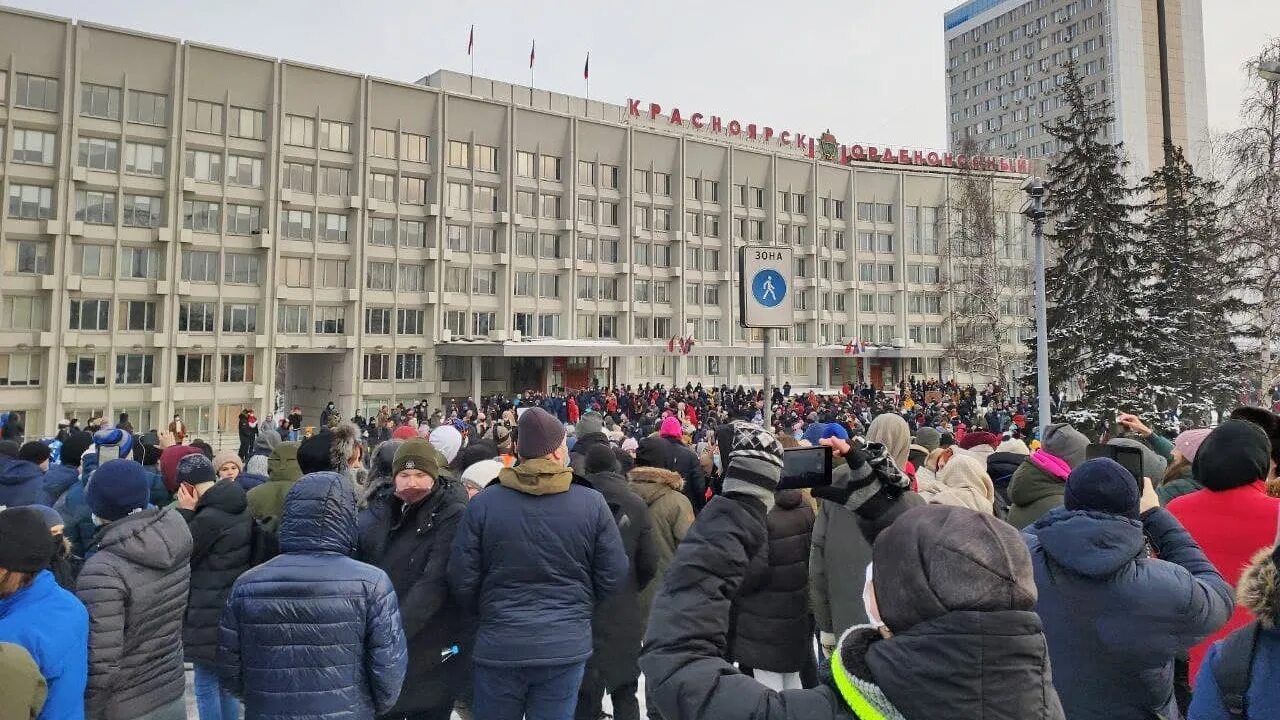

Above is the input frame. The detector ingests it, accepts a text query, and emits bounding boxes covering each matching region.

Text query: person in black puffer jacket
[986,439,1030,517]
[176,455,254,720]
[216,471,408,719]
[568,413,613,476]
[576,446,659,720]
[358,439,468,720]
[731,488,816,690]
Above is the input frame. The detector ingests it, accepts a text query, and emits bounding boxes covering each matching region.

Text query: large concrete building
[0,6,1032,436]
[944,0,1209,177]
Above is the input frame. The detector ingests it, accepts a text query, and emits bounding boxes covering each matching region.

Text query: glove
[820,631,837,659]
[812,443,907,512]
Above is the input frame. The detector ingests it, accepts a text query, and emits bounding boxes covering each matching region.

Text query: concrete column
[861,356,871,384]
[818,356,830,388]
[471,356,482,402]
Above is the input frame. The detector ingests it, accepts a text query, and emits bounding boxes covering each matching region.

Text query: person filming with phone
[1022,455,1233,720]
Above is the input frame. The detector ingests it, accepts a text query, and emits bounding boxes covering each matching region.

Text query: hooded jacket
[76,506,193,720]
[629,465,694,624]
[919,454,996,514]
[245,442,303,532]
[217,472,408,719]
[40,462,80,509]
[448,458,628,667]
[1190,545,1280,720]
[1024,507,1233,720]
[1006,451,1071,529]
[0,456,44,508]
[986,451,1026,509]
[0,642,46,720]
[0,570,89,720]
[810,460,876,639]
[181,479,254,665]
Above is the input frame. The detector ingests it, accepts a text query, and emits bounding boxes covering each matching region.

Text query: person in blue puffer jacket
[216,471,408,719]
[0,444,44,508]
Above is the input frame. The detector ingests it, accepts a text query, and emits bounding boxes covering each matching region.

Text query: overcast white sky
[7,0,1279,150]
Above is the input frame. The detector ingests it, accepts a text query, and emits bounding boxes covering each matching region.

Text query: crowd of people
[0,379,1278,720]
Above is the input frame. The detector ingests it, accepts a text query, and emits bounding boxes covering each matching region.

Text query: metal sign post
[739,245,795,428]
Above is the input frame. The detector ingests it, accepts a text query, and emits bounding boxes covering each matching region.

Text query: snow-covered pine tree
[1042,61,1156,422]
[1139,141,1256,424]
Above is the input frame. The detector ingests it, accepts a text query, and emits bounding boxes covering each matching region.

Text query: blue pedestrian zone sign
[738,245,795,328]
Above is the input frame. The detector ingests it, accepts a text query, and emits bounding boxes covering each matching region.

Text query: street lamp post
[1258,60,1280,388]
[1022,177,1052,435]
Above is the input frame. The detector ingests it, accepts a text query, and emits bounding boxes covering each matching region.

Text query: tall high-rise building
[944,0,1209,177]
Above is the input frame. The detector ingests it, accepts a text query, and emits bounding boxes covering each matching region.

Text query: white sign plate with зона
[738,245,794,328]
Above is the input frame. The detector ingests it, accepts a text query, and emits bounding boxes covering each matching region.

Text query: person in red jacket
[1167,418,1280,683]
[567,396,580,425]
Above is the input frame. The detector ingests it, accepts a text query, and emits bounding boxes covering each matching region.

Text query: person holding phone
[1023,458,1232,720]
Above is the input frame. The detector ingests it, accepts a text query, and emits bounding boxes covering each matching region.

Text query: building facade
[0,7,1031,437]
[945,0,1209,177]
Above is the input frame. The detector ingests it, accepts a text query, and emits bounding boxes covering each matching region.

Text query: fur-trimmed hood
[1238,546,1280,628]
[628,465,683,491]
[329,421,362,472]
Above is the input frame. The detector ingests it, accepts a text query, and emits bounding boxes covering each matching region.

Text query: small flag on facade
[530,40,536,68]
[467,25,474,55]
[844,341,853,355]
[583,52,589,80]
[667,337,676,353]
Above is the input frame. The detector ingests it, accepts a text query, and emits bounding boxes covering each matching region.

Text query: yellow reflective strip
[830,648,888,720]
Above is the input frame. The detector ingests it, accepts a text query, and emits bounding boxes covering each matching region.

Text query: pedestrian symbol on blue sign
[751,269,787,308]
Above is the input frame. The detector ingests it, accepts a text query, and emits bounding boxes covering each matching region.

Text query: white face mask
[863,563,885,630]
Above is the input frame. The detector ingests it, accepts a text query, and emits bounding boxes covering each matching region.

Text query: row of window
[66,351,254,386]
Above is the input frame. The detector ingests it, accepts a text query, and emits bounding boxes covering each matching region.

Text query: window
[279,256,312,288]
[185,149,223,183]
[281,209,313,240]
[749,219,764,241]
[359,353,391,381]
[578,160,595,186]
[181,251,219,283]
[654,243,672,267]
[280,304,312,334]
[448,140,470,168]
[633,206,650,230]
[65,352,108,386]
[403,133,429,163]
[366,218,395,246]
[577,235,595,261]
[319,167,351,196]
[178,301,216,332]
[654,208,671,231]
[704,284,720,305]
[7,185,53,220]
[223,253,260,285]
[119,247,161,280]
[68,298,111,330]
[599,315,619,339]
[370,128,396,158]
[600,201,620,226]
[652,172,671,196]
[876,233,895,253]
[226,154,262,187]
[81,83,121,119]
[686,177,701,200]
[369,173,394,202]
[75,134,118,169]
[316,259,347,288]
[397,309,424,335]
[877,263,896,282]
[539,273,560,298]
[541,194,561,219]
[516,151,535,177]
[909,295,943,314]
[366,261,394,290]
[541,155,561,180]
[222,303,258,333]
[228,106,264,140]
[220,354,256,383]
[187,99,224,134]
[284,114,314,146]
[318,213,349,243]
[124,142,165,176]
[444,267,467,293]
[75,190,116,225]
[314,306,346,334]
[400,176,427,205]
[474,227,496,253]
[400,220,426,248]
[704,215,720,238]
[539,233,562,259]
[447,182,470,210]
[878,294,897,314]
[123,194,164,229]
[183,200,221,233]
[516,191,536,216]
[395,354,424,380]
[398,264,426,291]
[12,128,56,165]
[599,238,619,263]
[576,275,596,300]
[225,204,260,236]
[686,246,702,270]
[319,120,351,151]
[282,162,314,192]
[514,271,533,296]
[515,231,535,257]
[362,307,391,335]
[127,90,167,126]
[472,269,497,295]
[704,248,721,271]
[173,353,214,385]
[513,312,533,337]
[443,310,466,336]
[578,198,596,223]
[1,296,46,331]
[472,312,496,336]
[475,144,499,172]
[15,74,59,112]
[445,225,468,251]
[114,353,155,385]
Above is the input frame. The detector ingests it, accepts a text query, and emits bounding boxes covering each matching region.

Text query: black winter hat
[60,431,93,467]
[177,454,216,486]
[0,441,18,459]
[1228,407,1280,466]
[0,507,55,573]
[297,431,336,475]
[1194,419,1271,491]
[585,445,619,474]
[18,441,50,465]
[634,437,669,469]
[1064,458,1141,519]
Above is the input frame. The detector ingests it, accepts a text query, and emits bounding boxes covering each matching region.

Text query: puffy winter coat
[1006,452,1069,529]
[985,451,1026,508]
[1190,545,1280,720]
[0,570,89,720]
[181,479,254,665]
[730,489,815,672]
[640,494,1066,720]
[358,479,467,713]
[217,471,407,719]
[56,463,96,559]
[583,469,659,688]
[0,642,46,720]
[810,463,874,637]
[40,463,80,508]
[629,465,694,624]
[0,457,44,508]
[661,436,707,513]
[76,506,193,720]
[448,458,628,667]
[568,432,613,476]
[1024,507,1233,720]
[1167,482,1280,683]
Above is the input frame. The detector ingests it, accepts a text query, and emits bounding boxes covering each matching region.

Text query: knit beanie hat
[914,427,942,453]
[428,426,463,464]
[158,445,202,493]
[1063,458,1141,519]
[212,450,244,474]
[516,407,565,459]
[872,504,1037,633]
[1041,423,1089,469]
[0,441,18,459]
[659,416,684,439]
[393,439,441,478]
[722,421,785,509]
[297,431,336,475]
[621,436,639,453]
[1194,419,1271,492]
[18,441,50,465]
[0,507,55,573]
[253,428,282,455]
[1173,429,1212,464]
[576,413,605,439]
[997,438,1031,456]
[959,431,1001,451]
[391,425,418,441]
[60,431,93,467]
[634,437,669,469]
[177,454,216,486]
[461,459,503,489]
[92,426,134,460]
[1229,407,1280,465]
[85,458,151,522]
[585,444,620,474]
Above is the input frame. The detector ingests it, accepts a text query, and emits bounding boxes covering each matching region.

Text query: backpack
[1214,621,1261,719]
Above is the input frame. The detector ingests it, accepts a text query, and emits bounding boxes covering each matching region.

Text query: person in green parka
[245,442,302,531]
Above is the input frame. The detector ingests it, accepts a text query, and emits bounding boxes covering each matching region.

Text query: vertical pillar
[818,356,830,388]
[471,356,482,403]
